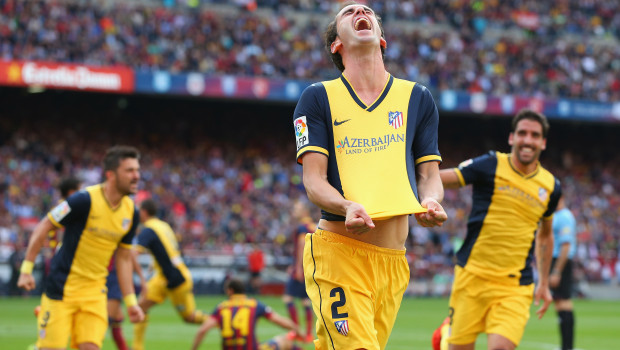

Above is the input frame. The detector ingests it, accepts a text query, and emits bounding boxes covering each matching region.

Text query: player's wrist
[124,293,138,307]
[20,260,34,274]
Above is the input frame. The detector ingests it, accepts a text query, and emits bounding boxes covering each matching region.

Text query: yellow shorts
[448,266,534,346]
[304,229,409,350]
[36,294,107,349]
[146,272,196,318]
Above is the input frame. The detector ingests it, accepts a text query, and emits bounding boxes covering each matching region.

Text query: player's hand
[127,305,145,323]
[294,266,304,281]
[17,273,36,291]
[344,202,374,234]
[533,284,553,319]
[415,198,447,227]
[549,273,561,288]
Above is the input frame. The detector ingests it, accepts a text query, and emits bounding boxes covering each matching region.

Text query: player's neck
[510,155,538,175]
[342,59,389,106]
[102,182,124,208]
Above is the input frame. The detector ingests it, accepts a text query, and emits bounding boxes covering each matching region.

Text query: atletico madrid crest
[334,320,349,336]
[388,111,403,129]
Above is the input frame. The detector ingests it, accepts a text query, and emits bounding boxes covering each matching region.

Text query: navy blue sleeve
[543,178,562,218]
[121,208,140,245]
[48,190,90,227]
[294,83,330,164]
[137,227,157,249]
[457,151,497,186]
[411,84,441,164]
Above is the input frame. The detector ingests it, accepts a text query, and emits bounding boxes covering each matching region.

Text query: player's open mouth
[355,17,371,31]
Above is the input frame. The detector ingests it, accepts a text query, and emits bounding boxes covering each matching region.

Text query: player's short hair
[140,198,157,217]
[103,145,140,172]
[511,109,550,138]
[58,177,80,199]
[225,279,246,294]
[324,1,385,72]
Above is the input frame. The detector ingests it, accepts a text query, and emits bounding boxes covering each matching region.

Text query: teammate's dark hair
[140,199,157,217]
[58,177,80,199]
[103,145,140,172]
[225,279,246,294]
[511,109,550,138]
[324,1,385,72]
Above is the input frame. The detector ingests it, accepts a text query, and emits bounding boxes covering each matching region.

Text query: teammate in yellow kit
[18,145,144,350]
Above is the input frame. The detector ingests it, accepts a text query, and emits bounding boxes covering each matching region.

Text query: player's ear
[380,37,386,49]
[541,138,547,151]
[508,133,514,146]
[331,38,342,54]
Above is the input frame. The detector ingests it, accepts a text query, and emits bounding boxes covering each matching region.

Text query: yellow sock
[133,315,149,350]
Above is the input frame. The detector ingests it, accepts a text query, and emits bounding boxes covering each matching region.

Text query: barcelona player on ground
[293,2,447,349]
[192,279,301,350]
[18,145,144,350]
[440,110,560,350]
[282,199,315,343]
[132,198,207,350]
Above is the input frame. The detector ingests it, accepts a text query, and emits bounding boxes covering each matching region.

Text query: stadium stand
[1,0,619,101]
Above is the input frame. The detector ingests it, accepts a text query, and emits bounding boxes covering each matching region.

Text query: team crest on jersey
[388,111,403,129]
[334,320,349,336]
[538,187,548,202]
[122,218,131,231]
[50,201,71,222]
[294,116,309,150]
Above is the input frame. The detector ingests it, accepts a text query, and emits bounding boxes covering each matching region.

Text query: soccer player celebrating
[132,198,208,350]
[293,2,447,349]
[440,110,561,350]
[18,145,145,350]
[191,279,302,350]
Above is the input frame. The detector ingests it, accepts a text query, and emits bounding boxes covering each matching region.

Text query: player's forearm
[552,243,570,275]
[24,217,55,263]
[536,228,554,286]
[131,249,146,286]
[417,163,444,203]
[303,175,352,217]
[439,168,461,189]
[116,248,137,297]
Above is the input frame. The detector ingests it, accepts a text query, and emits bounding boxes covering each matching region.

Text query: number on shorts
[40,311,50,328]
[330,287,348,319]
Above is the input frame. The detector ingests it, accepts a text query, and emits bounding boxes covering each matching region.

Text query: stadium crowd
[1,0,619,102]
[0,99,619,296]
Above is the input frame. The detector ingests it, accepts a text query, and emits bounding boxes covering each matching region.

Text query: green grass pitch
[0,296,617,349]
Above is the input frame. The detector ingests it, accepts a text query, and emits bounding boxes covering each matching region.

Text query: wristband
[123,293,138,307]
[20,260,34,274]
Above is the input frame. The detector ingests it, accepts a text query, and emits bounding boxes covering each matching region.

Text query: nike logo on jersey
[334,119,351,126]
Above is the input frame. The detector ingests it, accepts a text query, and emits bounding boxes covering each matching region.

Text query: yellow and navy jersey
[210,294,273,350]
[136,217,188,289]
[46,184,139,300]
[294,74,442,220]
[454,151,561,285]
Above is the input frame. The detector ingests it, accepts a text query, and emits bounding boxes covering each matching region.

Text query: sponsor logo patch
[294,116,309,150]
[50,201,71,222]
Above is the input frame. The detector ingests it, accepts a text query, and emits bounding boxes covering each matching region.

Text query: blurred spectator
[247,243,265,294]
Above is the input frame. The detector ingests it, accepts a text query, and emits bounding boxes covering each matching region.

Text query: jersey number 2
[330,287,348,319]
[221,307,250,337]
